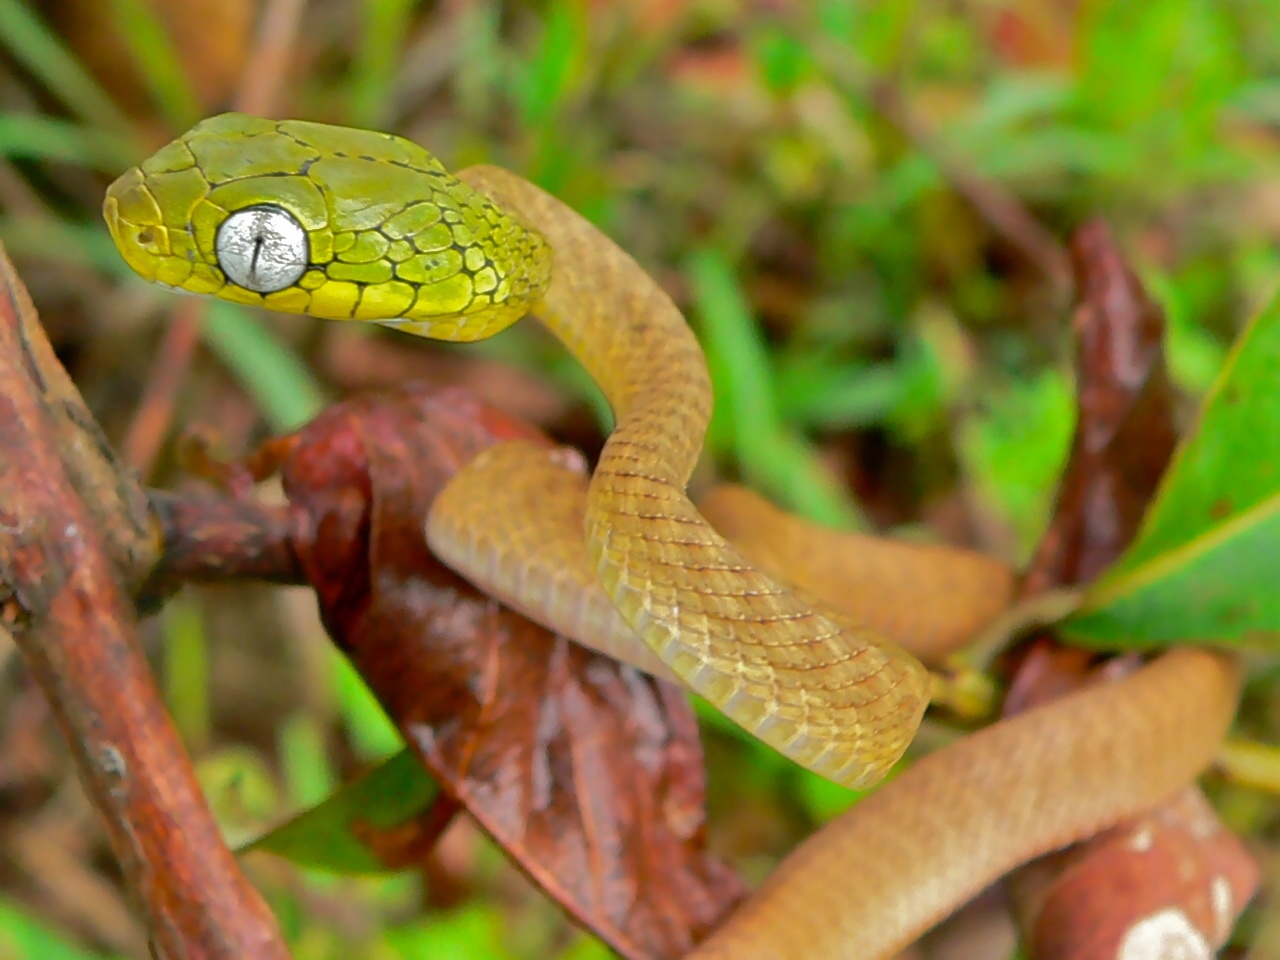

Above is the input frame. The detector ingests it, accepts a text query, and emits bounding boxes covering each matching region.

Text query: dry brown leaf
[1022,219,1180,596]
[266,383,744,960]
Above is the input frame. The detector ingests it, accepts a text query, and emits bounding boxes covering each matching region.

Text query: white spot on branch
[1119,909,1210,960]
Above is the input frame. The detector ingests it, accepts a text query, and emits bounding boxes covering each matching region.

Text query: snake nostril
[136,228,154,246]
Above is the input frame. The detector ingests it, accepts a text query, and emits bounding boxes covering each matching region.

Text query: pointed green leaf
[1063,291,1280,647]
[243,749,437,874]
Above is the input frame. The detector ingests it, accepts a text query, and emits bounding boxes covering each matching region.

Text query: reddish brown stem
[0,243,290,960]
[122,298,204,475]
[142,489,305,605]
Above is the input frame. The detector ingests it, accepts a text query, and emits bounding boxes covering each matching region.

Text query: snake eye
[215,205,308,293]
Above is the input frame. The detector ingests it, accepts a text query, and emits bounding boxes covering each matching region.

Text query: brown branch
[141,489,305,607]
[0,242,290,960]
[122,298,205,475]
[233,0,309,117]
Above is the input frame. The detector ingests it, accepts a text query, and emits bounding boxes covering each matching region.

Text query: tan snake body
[102,114,1241,957]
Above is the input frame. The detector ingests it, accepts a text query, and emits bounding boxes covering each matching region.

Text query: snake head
[104,113,552,340]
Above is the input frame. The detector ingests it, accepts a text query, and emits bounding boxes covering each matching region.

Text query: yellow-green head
[104,113,552,341]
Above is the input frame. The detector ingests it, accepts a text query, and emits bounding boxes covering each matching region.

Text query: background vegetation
[0,0,1278,957]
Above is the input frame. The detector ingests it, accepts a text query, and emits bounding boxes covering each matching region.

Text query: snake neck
[459,166,928,789]
[458,165,712,484]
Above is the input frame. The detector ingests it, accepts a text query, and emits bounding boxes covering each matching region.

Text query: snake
[104,114,1242,957]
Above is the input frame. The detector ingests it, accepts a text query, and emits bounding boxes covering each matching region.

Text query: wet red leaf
[270,383,744,960]
[1022,220,1179,595]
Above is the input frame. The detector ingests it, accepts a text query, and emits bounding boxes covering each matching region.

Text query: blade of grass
[350,0,417,129]
[0,112,137,171]
[0,217,128,272]
[686,247,866,529]
[0,0,137,137]
[106,0,202,130]
[332,655,403,761]
[280,713,336,811]
[162,593,211,753]
[452,0,503,124]
[201,302,329,432]
[515,1,589,192]
[513,1,585,132]
[774,351,904,430]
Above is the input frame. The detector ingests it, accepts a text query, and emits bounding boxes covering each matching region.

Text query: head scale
[103,113,551,340]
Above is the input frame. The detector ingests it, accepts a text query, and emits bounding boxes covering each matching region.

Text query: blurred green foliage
[1,0,1278,956]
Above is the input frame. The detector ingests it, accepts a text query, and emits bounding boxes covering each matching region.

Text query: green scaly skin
[103,112,551,341]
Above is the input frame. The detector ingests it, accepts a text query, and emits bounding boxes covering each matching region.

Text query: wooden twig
[0,242,291,960]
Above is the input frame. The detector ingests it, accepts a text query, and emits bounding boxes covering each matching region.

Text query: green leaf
[244,749,437,874]
[752,26,812,95]
[1064,291,1280,647]
[960,367,1075,561]
[1147,269,1230,396]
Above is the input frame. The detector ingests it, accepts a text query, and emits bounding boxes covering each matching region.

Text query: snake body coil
[105,113,930,788]
[105,114,1244,958]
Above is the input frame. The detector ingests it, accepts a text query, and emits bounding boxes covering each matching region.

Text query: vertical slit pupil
[250,235,265,279]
